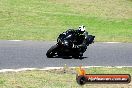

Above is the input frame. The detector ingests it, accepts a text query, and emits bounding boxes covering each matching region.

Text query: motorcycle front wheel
[46,45,58,58]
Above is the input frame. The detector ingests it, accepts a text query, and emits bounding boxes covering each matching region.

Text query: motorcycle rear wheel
[72,52,83,59]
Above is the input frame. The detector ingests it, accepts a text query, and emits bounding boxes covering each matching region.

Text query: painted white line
[8,40,23,42]
[0,68,37,72]
[104,42,121,43]
[40,67,63,71]
[0,66,132,73]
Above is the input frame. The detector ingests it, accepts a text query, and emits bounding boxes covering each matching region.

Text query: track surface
[0,41,132,69]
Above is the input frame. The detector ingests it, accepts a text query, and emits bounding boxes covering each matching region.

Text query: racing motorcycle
[46,30,95,58]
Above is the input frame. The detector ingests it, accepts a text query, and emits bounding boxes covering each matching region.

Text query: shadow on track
[49,56,87,60]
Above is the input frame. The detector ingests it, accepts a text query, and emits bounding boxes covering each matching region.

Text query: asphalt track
[0,40,132,69]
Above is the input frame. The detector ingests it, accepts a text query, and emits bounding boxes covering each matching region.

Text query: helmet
[78,25,86,32]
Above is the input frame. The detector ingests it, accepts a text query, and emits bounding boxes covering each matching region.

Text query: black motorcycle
[46,30,95,58]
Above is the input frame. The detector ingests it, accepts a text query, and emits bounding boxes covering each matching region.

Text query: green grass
[0,0,132,42]
[0,67,132,88]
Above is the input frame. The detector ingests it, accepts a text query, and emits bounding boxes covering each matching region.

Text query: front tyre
[46,45,58,58]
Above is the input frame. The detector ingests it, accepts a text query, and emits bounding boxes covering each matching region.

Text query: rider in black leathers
[61,25,89,56]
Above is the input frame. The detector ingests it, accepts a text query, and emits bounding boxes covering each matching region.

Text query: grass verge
[0,67,132,88]
[0,0,132,42]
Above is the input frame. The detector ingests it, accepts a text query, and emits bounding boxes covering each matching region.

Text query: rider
[74,25,89,48]
[65,25,89,55]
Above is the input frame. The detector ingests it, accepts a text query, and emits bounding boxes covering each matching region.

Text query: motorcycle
[46,30,95,58]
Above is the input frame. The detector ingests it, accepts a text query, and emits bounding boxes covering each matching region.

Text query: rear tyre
[72,52,83,59]
[46,45,58,58]
[73,55,80,59]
